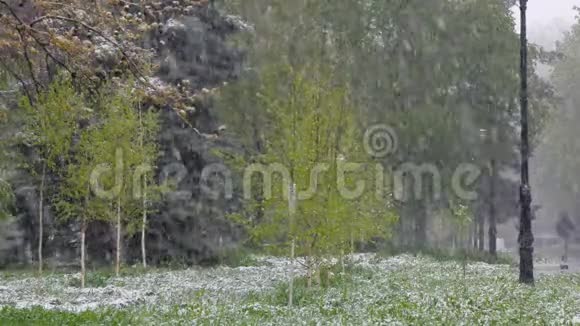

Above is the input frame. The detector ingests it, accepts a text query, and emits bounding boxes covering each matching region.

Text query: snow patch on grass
[1,253,579,325]
[0,257,307,312]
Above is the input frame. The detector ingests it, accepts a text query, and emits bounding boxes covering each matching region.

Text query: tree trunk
[518,0,534,285]
[115,197,121,277]
[80,221,86,288]
[307,263,312,288]
[415,203,427,250]
[451,234,457,251]
[306,247,313,289]
[288,239,295,307]
[350,232,354,254]
[139,103,147,269]
[478,213,485,251]
[489,159,497,258]
[38,161,46,274]
[141,181,147,268]
[472,222,478,249]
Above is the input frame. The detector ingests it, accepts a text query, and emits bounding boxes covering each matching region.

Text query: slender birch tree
[225,64,397,285]
[21,78,81,274]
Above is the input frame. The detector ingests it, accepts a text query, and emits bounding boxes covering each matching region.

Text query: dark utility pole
[518,0,534,285]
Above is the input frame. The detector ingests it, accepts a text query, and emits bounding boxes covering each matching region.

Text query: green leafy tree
[0,71,14,221]
[54,82,152,284]
[99,85,137,277]
[225,64,397,286]
[535,7,580,245]
[220,0,551,254]
[450,200,473,276]
[56,126,104,288]
[84,84,159,276]
[134,101,161,269]
[0,174,12,221]
[20,78,82,274]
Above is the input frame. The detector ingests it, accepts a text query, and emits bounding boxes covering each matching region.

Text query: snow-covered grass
[1,254,579,325]
[0,255,304,312]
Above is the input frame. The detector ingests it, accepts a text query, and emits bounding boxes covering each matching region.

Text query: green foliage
[55,82,160,229]
[449,200,473,244]
[0,176,13,220]
[0,306,138,326]
[15,77,89,225]
[221,64,398,260]
[65,266,170,288]
[537,12,580,214]
[0,93,14,220]
[131,101,162,236]
[20,78,83,171]
[219,0,558,253]
[215,247,261,267]
[450,202,472,227]
[247,263,373,308]
[95,84,161,235]
[66,272,110,288]
[55,122,103,224]
[0,106,15,220]
[380,245,514,266]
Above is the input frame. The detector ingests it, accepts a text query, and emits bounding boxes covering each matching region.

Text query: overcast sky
[512,0,579,47]
[513,0,578,26]
[527,0,578,25]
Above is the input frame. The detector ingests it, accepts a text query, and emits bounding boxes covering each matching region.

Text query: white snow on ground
[0,256,305,312]
[0,254,397,312]
[1,253,579,324]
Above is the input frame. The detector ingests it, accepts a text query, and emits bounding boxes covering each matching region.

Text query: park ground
[0,254,579,325]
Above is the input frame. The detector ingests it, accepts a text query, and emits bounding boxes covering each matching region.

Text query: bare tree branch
[30,15,149,84]
[0,59,33,105]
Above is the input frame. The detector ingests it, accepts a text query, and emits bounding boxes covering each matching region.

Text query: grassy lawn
[0,255,579,325]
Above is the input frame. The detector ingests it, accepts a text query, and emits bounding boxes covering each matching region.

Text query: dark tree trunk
[473,221,478,249]
[415,202,427,249]
[518,0,534,285]
[478,213,485,251]
[466,224,472,250]
[489,159,497,258]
